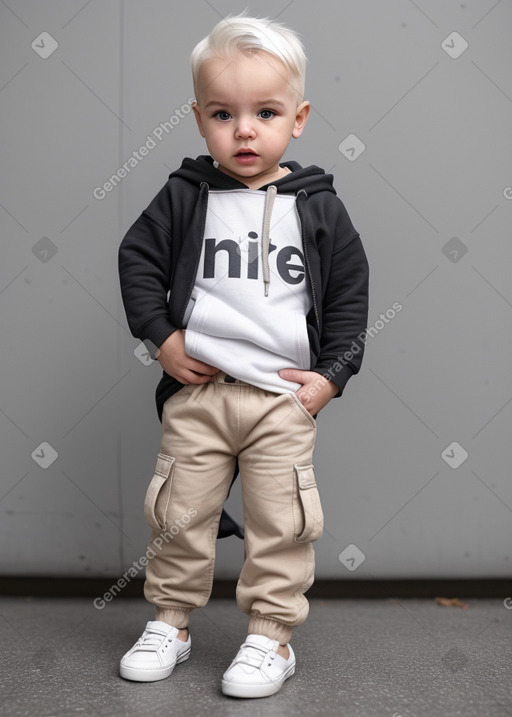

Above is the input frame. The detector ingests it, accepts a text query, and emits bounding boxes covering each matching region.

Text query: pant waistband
[212,370,251,386]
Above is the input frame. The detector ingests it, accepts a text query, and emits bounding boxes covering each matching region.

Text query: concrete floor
[0,597,510,716]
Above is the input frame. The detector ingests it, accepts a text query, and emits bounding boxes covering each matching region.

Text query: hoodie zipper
[296,189,320,333]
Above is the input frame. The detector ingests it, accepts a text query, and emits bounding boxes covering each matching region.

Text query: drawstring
[261,185,277,296]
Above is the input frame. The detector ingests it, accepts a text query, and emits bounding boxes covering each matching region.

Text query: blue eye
[216,111,231,121]
[258,110,275,120]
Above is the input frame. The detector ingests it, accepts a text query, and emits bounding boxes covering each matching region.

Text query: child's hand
[156,330,220,384]
[278,368,338,416]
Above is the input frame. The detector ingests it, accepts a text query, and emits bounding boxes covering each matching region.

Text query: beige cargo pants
[143,370,324,644]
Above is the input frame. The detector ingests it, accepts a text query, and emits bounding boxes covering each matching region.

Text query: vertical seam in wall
[117,0,125,573]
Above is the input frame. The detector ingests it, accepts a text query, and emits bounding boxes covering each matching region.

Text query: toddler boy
[118,14,369,698]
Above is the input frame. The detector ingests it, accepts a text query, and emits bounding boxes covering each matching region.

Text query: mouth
[235,149,258,157]
[234,148,259,166]
[234,148,259,165]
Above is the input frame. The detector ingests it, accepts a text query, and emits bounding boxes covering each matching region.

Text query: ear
[292,100,311,138]
[192,101,205,138]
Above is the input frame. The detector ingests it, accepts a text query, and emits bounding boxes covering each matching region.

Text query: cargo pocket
[143,453,175,531]
[292,463,324,542]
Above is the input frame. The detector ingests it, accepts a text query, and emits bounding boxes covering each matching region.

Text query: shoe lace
[234,642,272,669]
[135,629,167,652]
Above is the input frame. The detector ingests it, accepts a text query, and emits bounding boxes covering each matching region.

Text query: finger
[296,392,315,414]
[279,368,303,382]
[185,357,220,375]
[195,364,220,375]
[279,368,294,376]
[182,369,215,384]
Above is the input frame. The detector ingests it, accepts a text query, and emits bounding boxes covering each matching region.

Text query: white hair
[190,14,307,102]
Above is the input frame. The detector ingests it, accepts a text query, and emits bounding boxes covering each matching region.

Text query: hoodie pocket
[144,453,176,531]
[292,463,324,543]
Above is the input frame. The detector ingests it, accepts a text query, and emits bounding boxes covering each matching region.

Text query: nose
[235,115,256,139]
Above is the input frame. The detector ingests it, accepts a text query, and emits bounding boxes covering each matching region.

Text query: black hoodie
[119,155,369,539]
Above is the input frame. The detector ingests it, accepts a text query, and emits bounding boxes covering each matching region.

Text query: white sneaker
[221,633,296,698]
[119,620,191,682]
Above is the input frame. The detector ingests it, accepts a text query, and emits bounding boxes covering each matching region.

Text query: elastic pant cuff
[154,606,191,629]
[248,615,293,645]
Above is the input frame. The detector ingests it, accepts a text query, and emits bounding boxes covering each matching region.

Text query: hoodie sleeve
[312,208,369,397]
[118,207,178,354]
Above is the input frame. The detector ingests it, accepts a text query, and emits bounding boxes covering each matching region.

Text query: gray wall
[2,0,511,581]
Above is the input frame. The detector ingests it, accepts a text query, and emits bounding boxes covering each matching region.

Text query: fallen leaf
[435,597,468,609]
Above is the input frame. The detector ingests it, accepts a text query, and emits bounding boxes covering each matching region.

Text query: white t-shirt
[183,189,312,394]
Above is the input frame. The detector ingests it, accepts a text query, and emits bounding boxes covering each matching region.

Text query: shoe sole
[120,646,191,682]
[221,664,295,698]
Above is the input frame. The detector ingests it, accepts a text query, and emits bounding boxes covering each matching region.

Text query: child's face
[192,52,310,188]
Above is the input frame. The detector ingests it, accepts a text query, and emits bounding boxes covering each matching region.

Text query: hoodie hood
[170,154,337,198]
